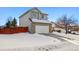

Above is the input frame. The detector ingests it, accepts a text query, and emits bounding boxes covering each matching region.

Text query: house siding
[19,11,47,26]
[19,12,32,32]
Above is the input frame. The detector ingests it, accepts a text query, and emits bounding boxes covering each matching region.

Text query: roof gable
[31,7,42,13]
[19,7,48,18]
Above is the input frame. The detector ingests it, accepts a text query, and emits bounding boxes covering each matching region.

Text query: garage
[35,25,49,33]
[28,19,52,33]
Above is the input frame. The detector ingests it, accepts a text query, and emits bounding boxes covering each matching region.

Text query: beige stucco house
[19,7,52,33]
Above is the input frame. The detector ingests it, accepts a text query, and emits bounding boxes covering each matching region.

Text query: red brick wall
[0,27,28,34]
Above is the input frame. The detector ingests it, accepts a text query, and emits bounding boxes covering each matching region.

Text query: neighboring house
[51,22,56,31]
[51,22,65,32]
[19,7,52,33]
[52,21,79,33]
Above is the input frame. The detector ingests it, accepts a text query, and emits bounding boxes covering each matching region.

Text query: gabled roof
[19,7,48,18]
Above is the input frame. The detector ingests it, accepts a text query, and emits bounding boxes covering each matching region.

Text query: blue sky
[0,7,79,26]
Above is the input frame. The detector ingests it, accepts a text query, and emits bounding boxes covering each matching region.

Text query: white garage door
[35,25,49,33]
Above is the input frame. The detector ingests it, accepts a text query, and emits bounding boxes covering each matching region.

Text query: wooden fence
[0,27,28,34]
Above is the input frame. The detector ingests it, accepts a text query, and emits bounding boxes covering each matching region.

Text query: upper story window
[31,12,39,19]
[42,15,44,19]
[33,13,36,18]
[31,12,37,19]
[41,14,47,20]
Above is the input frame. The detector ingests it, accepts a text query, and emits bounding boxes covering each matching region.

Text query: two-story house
[19,7,52,33]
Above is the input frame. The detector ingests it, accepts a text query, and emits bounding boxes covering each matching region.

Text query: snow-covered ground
[0,32,79,51]
[53,32,79,45]
[0,33,62,50]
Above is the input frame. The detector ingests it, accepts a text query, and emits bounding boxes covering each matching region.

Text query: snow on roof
[31,19,51,23]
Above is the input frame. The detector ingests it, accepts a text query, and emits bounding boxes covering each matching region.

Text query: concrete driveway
[40,33,79,51]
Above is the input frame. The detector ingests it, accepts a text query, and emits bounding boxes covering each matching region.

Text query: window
[42,15,44,19]
[31,12,38,19]
[33,13,36,18]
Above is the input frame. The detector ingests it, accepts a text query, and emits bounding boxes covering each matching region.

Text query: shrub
[57,30,61,33]
[68,31,71,33]
[72,32,76,34]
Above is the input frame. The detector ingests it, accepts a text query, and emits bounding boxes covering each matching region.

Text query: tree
[5,17,13,28]
[11,17,17,27]
[56,15,77,34]
[6,20,11,28]
[5,17,17,28]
